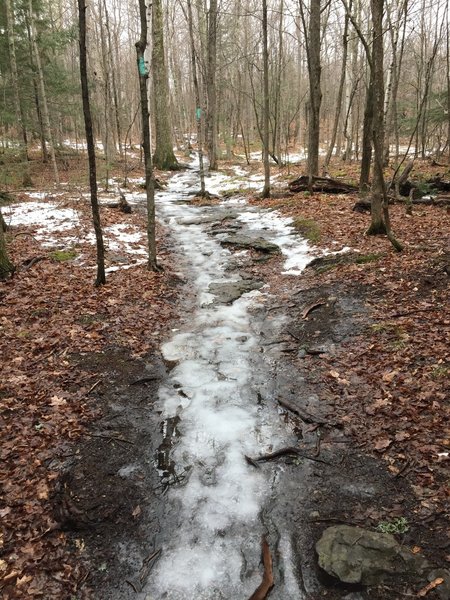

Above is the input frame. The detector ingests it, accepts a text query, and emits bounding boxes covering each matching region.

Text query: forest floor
[0,151,449,599]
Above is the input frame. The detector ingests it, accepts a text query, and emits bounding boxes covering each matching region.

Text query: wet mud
[62,163,439,600]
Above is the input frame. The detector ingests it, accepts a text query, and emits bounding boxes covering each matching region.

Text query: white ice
[145,162,309,599]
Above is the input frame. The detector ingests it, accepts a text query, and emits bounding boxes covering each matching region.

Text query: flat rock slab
[208,280,263,304]
[220,234,280,254]
[178,210,238,226]
[316,525,429,586]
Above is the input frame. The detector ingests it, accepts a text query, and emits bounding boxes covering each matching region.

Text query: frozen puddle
[143,166,310,599]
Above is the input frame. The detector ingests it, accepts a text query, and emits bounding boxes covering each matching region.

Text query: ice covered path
[141,164,314,599]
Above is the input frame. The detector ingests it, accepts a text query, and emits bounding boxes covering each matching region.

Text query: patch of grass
[354,253,382,264]
[376,517,409,535]
[292,217,320,242]
[221,188,246,198]
[50,249,78,262]
[430,365,449,379]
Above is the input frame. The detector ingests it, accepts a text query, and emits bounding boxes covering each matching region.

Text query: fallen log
[288,175,358,194]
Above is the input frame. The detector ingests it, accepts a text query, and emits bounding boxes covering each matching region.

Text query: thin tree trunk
[324,12,349,170]
[261,0,271,198]
[206,0,218,170]
[78,0,106,285]
[5,0,32,187]
[0,209,14,280]
[29,0,59,185]
[367,0,402,250]
[23,13,48,164]
[186,0,206,195]
[136,0,159,270]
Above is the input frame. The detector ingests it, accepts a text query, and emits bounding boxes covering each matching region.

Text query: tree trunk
[5,0,32,187]
[206,0,218,170]
[0,209,14,280]
[307,0,322,178]
[78,0,106,285]
[136,0,159,270]
[366,0,402,250]
[186,0,207,195]
[29,0,59,185]
[261,0,271,198]
[152,0,178,170]
[359,69,373,191]
[324,12,349,169]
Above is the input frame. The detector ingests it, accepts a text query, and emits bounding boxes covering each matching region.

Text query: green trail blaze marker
[138,57,148,76]
[196,107,202,120]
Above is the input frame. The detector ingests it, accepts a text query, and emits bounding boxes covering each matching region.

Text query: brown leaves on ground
[0,197,178,598]
[256,162,449,532]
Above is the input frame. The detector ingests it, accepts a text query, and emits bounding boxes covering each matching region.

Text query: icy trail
[141,164,312,599]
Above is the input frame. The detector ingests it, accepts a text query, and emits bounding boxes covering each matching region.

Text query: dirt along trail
[135,162,315,599]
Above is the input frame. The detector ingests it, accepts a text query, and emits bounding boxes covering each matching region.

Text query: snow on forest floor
[4,195,148,273]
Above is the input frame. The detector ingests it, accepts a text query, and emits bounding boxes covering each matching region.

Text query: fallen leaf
[132,505,141,518]
[374,438,392,452]
[417,577,444,597]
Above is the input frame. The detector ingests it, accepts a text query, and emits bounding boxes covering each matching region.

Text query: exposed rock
[178,210,237,226]
[219,234,280,254]
[316,525,429,586]
[208,280,263,304]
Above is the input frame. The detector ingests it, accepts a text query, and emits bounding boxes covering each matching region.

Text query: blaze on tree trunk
[0,209,14,280]
[152,0,179,171]
[78,0,106,285]
[136,0,159,270]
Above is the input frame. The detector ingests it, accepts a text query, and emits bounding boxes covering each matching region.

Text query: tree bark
[29,0,59,185]
[186,0,207,195]
[136,0,159,270]
[306,0,322,178]
[78,0,106,285]
[5,0,32,187]
[359,70,373,191]
[206,0,218,170]
[0,209,14,280]
[152,0,179,170]
[261,0,271,198]
[367,0,402,250]
[324,12,349,170]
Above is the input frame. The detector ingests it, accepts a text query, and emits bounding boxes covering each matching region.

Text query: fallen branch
[278,398,330,425]
[130,376,159,386]
[302,298,327,319]
[248,536,274,600]
[87,379,102,395]
[248,446,332,465]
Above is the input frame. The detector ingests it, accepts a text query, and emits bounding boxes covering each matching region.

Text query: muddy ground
[60,240,447,599]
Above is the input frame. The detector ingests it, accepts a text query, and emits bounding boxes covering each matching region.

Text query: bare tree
[78,0,106,285]
[261,0,271,198]
[300,0,322,178]
[5,0,32,187]
[152,0,179,170]
[206,0,218,170]
[136,0,159,269]
[0,209,14,280]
